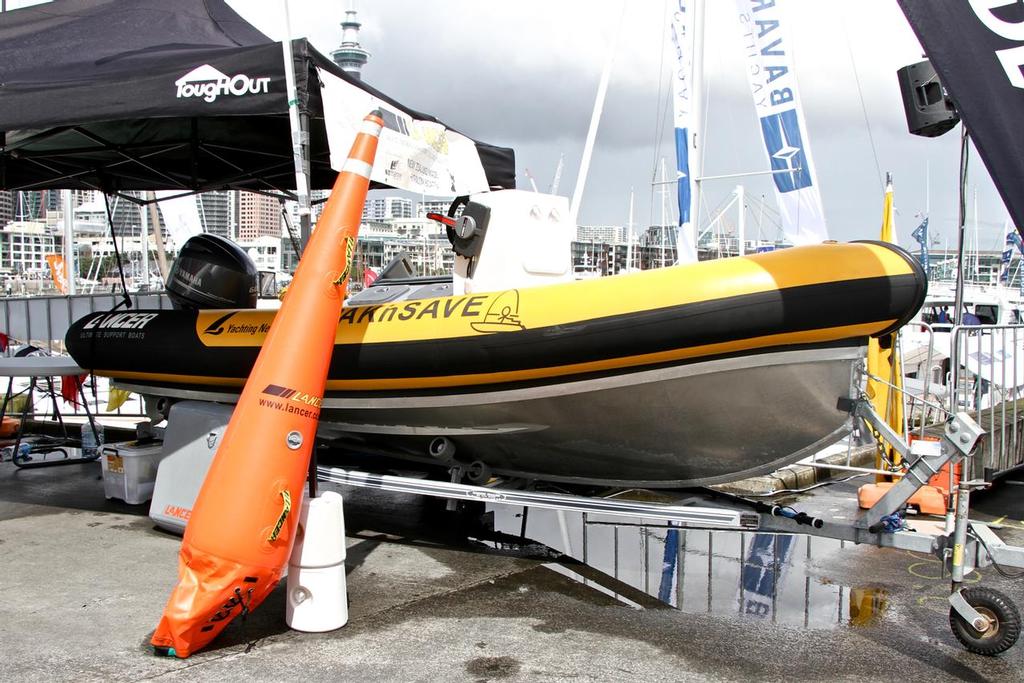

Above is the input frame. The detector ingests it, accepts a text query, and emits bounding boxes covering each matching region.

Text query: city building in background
[237,236,282,272]
[363,196,413,221]
[0,191,13,227]
[196,191,235,239]
[417,198,455,218]
[577,224,625,245]
[0,221,56,276]
[237,191,281,241]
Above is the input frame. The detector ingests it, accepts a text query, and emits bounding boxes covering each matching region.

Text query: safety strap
[333,237,356,285]
[268,489,292,542]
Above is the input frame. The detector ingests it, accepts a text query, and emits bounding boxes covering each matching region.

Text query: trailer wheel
[949,587,1021,656]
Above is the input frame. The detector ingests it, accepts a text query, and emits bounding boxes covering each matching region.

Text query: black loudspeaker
[897,59,960,137]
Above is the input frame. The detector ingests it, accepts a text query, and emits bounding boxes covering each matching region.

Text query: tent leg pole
[281,2,313,252]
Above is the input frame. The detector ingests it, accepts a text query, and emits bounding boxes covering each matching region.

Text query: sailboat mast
[626,189,634,272]
[550,153,565,196]
[973,186,979,284]
[925,160,930,215]
[570,3,625,225]
[281,0,312,249]
[736,184,745,256]
[660,157,668,267]
[691,0,706,235]
[140,201,149,288]
[62,190,76,295]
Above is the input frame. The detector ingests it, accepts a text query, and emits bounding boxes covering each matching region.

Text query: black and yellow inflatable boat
[66,240,925,487]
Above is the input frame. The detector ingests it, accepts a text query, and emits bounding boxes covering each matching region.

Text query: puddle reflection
[489,505,888,629]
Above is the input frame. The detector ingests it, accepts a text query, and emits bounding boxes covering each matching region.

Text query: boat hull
[67,242,926,487]
[116,343,860,487]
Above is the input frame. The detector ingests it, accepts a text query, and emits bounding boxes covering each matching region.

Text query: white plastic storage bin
[100,440,165,505]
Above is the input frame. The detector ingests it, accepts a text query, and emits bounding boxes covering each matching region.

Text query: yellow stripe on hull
[98,319,889,392]
[195,242,916,348]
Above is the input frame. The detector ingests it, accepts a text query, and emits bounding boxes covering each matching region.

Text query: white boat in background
[902,280,1024,414]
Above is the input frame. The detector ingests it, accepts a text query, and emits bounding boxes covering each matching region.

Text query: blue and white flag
[1006,227,1023,255]
[670,1,699,263]
[1001,222,1022,284]
[911,216,929,272]
[735,0,828,246]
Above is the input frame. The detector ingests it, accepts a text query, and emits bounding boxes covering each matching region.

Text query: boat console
[449,190,576,295]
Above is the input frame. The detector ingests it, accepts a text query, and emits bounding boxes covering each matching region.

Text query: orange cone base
[151,542,282,658]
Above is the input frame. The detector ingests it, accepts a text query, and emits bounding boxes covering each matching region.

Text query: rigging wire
[281,201,303,262]
[649,0,672,229]
[840,11,884,195]
[102,193,133,311]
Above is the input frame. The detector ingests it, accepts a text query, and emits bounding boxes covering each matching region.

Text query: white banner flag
[735,0,827,245]
[318,69,490,197]
[153,190,203,248]
[670,1,699,263]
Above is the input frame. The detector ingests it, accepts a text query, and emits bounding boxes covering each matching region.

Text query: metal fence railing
[0,292,171,355]
[0,293,171,421]
[950,324,1024,480]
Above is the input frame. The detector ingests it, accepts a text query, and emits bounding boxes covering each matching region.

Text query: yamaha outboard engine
[166,234,258,310]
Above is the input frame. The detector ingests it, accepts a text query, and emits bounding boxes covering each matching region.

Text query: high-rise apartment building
[196,191,234,238]
[417,198,456,218]
[362,197,413,221]
[0,191,13,227]
[577,225,625,245]
[102,192,143,236]
[237,191,281,241]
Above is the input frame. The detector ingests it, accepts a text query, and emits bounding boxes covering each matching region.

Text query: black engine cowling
[166,234,258,310]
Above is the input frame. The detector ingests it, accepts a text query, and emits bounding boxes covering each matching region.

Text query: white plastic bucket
[285,491,348,632]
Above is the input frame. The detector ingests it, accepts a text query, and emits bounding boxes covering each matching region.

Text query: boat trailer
[317,397,1024,656]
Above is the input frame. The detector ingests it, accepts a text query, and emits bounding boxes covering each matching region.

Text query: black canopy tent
[0,0,516,199]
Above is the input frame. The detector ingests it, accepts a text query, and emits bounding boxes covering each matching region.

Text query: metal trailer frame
[315,396,1024,655]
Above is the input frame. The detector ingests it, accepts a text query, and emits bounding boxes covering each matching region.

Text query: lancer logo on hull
[262,384,322,408]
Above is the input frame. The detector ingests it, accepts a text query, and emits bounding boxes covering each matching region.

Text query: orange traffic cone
[151,110,385,658]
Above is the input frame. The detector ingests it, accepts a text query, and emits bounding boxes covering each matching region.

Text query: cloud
[230,0,1010,243]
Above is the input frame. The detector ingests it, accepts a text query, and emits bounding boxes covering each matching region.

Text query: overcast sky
[235,0,1006,247]
[11,0,1008,248]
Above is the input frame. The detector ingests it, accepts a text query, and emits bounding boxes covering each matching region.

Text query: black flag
[898,1,1024,239]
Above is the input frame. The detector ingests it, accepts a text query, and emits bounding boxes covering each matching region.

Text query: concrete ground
[1,459,1023,682]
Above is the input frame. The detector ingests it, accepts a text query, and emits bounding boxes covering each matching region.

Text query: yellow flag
[866,179,904,476]
[106,388,133,412]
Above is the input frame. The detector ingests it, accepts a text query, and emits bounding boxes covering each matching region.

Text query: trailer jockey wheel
[465,460,491,485]
[949,587,1021,656]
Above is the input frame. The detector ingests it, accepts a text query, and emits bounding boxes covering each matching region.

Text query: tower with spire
[331,5,369,80]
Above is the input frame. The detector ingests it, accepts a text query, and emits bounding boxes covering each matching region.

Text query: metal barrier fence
[0,293,171,421]
[950,324,1024,480]
[0,292,171,355]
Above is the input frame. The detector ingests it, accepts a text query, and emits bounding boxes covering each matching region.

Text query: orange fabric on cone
[151,110,384,658]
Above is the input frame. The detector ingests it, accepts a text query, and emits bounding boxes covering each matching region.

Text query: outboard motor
[166,234,259,310]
